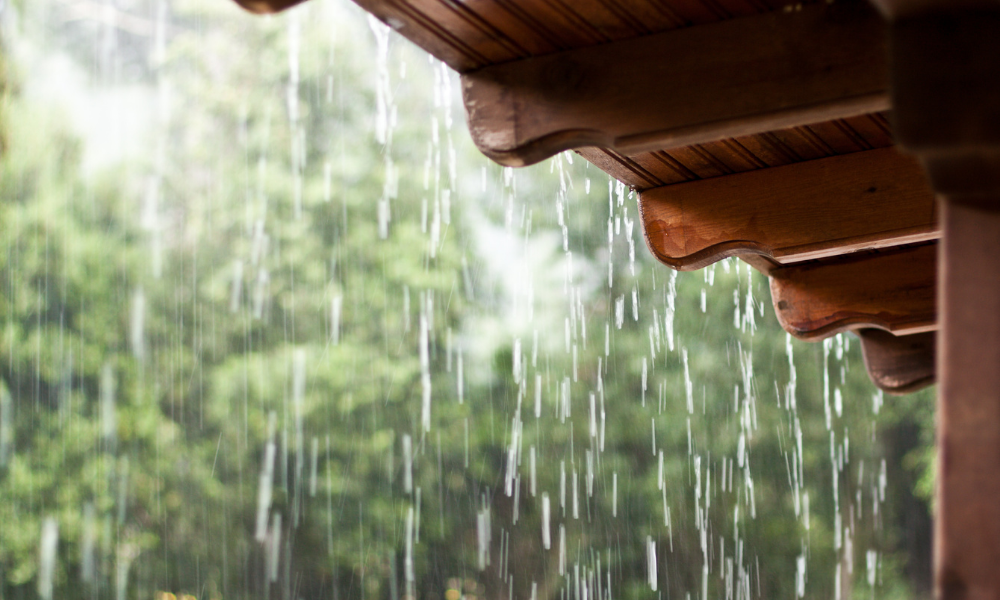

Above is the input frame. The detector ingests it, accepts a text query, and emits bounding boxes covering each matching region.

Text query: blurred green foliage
[0,2,935,599]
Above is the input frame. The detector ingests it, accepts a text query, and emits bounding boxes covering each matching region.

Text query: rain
[0,0,936,599]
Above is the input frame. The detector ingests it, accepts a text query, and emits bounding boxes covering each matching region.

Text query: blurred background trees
[0,1,934,599]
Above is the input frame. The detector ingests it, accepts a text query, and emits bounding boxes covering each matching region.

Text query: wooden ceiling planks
[350,0,827,72]
[577,113,894,192]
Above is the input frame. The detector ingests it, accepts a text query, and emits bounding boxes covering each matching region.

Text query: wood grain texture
[769,243,937,340]
[856,329,935,394]
[638,147,938,270]
[345,0,893,191]
[350,0,827,72]
[576,113,894,191]
[462,0,888,166]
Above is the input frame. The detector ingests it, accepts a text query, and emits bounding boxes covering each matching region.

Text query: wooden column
[936,200,1000,598]
[876,3,1000,596]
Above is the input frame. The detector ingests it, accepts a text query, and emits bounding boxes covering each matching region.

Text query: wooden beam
[638,147,937,270]
[462,0,889,167]
[856,329,935,394]
[769,243,937,340]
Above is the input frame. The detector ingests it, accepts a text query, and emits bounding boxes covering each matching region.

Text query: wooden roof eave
[231,0,941,393]
[460,0,889,167]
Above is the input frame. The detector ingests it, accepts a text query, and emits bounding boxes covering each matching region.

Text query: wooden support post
[769,243,937,340]
[934,201,1000,598]
[857,329,935,394]
[462,0,888,166]
[638,147,937,270]
[882,6,1000,596]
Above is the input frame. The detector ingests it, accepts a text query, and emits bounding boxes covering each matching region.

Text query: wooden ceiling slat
[805,119,873,154]
[504,0,609,48]
[455,0,565,57]
[793,124,840,155]
[425,0,533,61]
[462,1,889,167]
[656,0,733,25]
[542,0,635,40]
[765,126,836,162]
[706,139,770,171]
[580,114,900,194]
[574,148,667,190]
[770,242,938,340]
[663,145,733,179]
[636,152,698,185]
[351,0,494,70]
[730,132,800,168]
[591,0,684,33]
[857,329,935,394]
[639,147,938,269]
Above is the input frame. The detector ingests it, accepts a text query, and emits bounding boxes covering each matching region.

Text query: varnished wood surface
[638,147,937,269]
[857,329,935,394]
[345,0,894,189]
[576,113,894,192]
[769,243,937,340]
[352,0,828,73]
[462,1,888,166]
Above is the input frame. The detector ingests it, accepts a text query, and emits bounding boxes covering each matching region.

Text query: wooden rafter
[769,243,937,340]
[857,329,935,394]
[638,147,937,270]
[462,1,888,166]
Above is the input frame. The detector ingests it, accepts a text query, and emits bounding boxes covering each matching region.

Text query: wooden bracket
[857,329,935,394]
[638,147,937,270]
[770,243,937,340]
[461,0,889,167]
